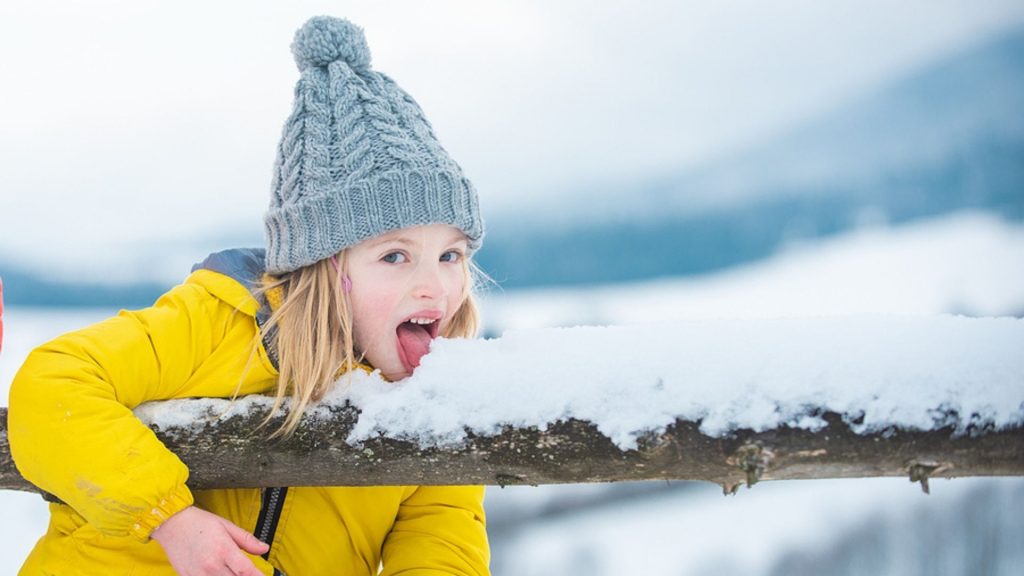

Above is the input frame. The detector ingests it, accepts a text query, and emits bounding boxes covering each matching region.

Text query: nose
[410,260,446,300]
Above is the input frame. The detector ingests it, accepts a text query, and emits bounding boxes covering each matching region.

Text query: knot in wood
[907,459,950,494]
[731,443,775,488]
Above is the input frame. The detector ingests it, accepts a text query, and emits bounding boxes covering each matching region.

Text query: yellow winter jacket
[8,249,490,575]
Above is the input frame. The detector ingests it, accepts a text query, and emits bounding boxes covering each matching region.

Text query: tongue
[397,322,432,370]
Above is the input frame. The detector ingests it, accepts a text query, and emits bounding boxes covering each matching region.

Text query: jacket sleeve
[380,485,491,576]
[8,277,268,541]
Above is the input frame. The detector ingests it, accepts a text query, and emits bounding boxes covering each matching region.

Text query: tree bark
[1,405,1021,496]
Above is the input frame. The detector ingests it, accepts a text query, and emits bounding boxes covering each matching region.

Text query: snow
[135,315,1024,451]
[494,477,1024,576]
[480,212,1024,331]
[333,316,1024,449]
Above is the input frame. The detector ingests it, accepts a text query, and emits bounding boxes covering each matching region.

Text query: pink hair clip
[329,256,352,292]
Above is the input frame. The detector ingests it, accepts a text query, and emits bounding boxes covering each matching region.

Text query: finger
[224,551,263,576]
[222,519,270,555]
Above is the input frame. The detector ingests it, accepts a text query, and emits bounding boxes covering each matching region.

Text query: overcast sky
[2,0,1023,279]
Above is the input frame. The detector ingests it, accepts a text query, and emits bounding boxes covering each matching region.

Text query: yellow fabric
[8,269,489,575]
[262,273,285,311]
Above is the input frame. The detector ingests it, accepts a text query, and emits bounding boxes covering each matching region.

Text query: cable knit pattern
[264,16,483,274]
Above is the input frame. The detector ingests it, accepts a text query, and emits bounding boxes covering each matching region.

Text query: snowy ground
[490,477,1024,576]
[479,212,1024,331]
[2,212,1023,572]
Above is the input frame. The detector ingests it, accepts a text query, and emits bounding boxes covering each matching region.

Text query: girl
[8,16,489,576]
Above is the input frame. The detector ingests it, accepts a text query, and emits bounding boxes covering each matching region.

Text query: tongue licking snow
[397,322,433,370]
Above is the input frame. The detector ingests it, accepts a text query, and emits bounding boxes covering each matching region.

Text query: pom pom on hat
[291,16,371,71]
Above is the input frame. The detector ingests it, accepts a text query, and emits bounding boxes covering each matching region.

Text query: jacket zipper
[254,487,289,561]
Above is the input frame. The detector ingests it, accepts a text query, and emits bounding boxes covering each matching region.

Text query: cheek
[445,266,468,298]
[349,272,400,319]
[443,269,469,317]
[348,293,391,351]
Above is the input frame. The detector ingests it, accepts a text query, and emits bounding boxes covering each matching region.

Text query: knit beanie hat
[264,16,484,274]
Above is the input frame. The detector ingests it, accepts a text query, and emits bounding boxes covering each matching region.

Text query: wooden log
[2,405,1021,496]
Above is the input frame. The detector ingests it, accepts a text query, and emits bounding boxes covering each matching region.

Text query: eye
[440,250,462,263]
[382,251,408,264]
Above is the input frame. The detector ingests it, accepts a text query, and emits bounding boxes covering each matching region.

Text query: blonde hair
[256,250,480,437]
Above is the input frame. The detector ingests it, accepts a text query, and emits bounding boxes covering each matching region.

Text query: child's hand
[151,505,269,575]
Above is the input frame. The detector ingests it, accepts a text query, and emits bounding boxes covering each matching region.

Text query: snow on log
[1,316,1022,494]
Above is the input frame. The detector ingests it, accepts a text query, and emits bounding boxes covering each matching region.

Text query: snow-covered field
[479,212,1024,331]
[490,477,1024,576]
[2,211,1023,573]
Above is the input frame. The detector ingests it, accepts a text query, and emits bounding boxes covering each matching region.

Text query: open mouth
[396,314,442,373]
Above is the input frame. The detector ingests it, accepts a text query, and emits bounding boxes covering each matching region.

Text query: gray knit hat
[264,16,484,274]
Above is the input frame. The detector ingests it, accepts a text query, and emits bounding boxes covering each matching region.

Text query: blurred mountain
[0,229,257,308]
[476,26,1024,288]
[0,265,169,308]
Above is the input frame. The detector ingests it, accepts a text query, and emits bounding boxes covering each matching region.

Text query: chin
[379,366,412,382]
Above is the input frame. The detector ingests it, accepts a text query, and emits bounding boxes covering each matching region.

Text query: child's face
[346,224,469,381]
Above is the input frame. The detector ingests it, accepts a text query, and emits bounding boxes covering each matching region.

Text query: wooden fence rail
[2,405,1021,497]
